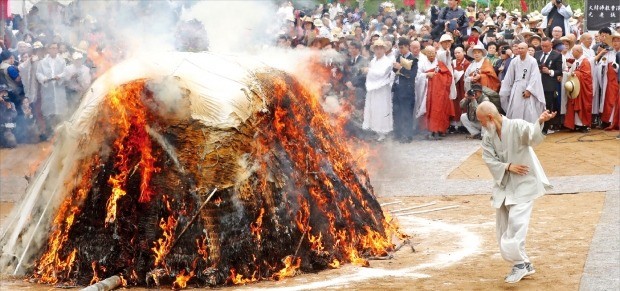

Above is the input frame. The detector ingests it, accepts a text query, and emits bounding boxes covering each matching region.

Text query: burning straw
[0,52,408,288]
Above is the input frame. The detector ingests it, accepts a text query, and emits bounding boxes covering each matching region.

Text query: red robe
[602,65,619,127]
[453,58,470,122]
[478,58,501,92]
[609,87,620,130]
[564,59,593,129]
[426,61,455,133]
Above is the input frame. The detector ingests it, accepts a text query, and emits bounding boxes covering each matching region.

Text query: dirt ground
[449,129,620,179]
[0,131,613,290]
[0,193,604,290]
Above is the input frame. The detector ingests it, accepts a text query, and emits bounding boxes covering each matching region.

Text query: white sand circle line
[248,215,482,290]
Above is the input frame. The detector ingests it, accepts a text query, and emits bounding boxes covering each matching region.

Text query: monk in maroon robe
[452,47,470,124]
[564,46,593,130]
[426,60,455,137]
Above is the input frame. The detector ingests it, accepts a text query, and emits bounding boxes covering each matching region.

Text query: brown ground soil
[0,193,604,290]
[448,130,620,179]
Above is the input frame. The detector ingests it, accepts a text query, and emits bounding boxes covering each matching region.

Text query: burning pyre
[0,52,406,288]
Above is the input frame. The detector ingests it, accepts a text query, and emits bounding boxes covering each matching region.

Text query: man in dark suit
[344,41,368,110]
[392,37,418,143]
[534,37,563,133]
[344,41,368,137]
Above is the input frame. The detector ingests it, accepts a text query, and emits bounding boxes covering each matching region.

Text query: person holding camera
[460,84,489,139]
[0,85,18,148]
[541,0,573,37]
[433,0,468,40]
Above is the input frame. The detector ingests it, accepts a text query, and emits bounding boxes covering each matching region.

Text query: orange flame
[328,259,340,269]
[308,232,324,253]
[213,197,223,207]
[35,158,98,284]
[250,208,265,242]
[195,235,209,261]
[89,261,100,285]
[151,214,177,267]
[271,255,301,281]
[172,269,194,290]
[104,81,160,226]
[228,268,257,285]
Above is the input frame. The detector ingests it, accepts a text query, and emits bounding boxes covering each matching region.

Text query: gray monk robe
[482,116,553,265]
[499,55,546,124]
[482,116,552,208]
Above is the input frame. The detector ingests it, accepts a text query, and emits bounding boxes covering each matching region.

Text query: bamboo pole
[395,205,460,216]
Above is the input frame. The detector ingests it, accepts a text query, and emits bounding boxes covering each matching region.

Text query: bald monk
[419,46,454,139]
[564,45,594,131]
[499,42,546,123]
[477,101,555,284]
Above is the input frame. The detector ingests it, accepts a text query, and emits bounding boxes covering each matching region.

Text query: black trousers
[392,89,415,140]
[543,90,561,130]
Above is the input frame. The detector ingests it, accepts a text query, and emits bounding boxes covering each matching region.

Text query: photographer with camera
[0,85,18,148]
[432,0,468,41]
[460,84,490,139]
[541,0,573,37]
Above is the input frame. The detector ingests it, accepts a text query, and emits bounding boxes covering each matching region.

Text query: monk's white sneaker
[505,264,528,283]
[525,262,536,277]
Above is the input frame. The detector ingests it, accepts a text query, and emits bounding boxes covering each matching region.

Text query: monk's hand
[522,90,532,98]
[426,72,435,78]
[538,110,557,123]
[508,164,529,175]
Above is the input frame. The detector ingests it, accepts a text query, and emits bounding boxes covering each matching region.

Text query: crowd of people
[0,1,194,148]
[1,0,619,149]
[275,0,620,142]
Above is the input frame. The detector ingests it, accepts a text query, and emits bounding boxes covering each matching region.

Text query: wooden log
[80,275,122,291]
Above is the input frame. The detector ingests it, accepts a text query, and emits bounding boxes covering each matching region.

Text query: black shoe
[577,126,590,133]
[457,126,468,134]
[39,134,48,141]
[447,126,457,134]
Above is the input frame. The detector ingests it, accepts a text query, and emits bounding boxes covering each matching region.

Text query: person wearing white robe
[437,34,457,101]
[579,33,595,58]
[477,101,554,284]
[415,49,438,119]
[363,39,394,141]
[499,43,546,124]
[36,43,68,130]
[592,46,619,126]
[64,52,92,112]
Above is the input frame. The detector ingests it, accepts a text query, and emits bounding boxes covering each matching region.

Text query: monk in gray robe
[476,101,555,284]
[499,43,546,124]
